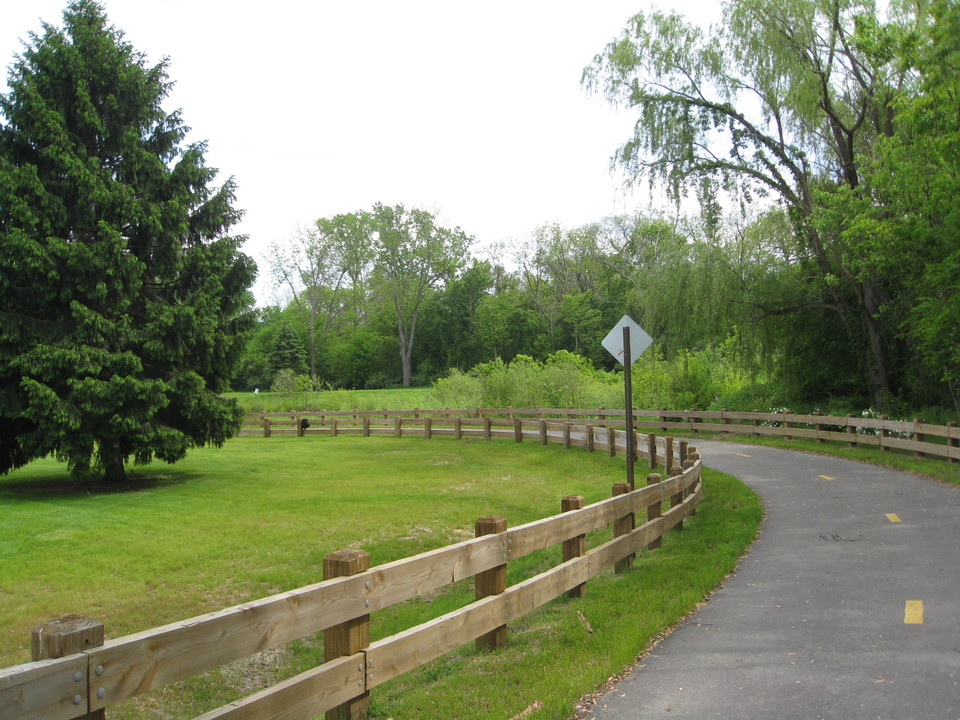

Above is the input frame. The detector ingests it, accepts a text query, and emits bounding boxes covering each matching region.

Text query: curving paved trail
[589,440,960,720]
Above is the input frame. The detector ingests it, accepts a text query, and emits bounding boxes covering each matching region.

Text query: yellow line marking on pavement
[886,513,901,523]
[904,600,924,624]
[735,453,752,457]
[818,475,835,481]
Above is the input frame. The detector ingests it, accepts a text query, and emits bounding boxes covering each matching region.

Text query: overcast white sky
[1,1,724,303]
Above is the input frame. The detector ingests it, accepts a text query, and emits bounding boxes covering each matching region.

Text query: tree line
[1,0,956,483]
[240,0,959,419]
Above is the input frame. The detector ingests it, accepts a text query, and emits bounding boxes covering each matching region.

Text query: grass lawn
[0,434,761,719]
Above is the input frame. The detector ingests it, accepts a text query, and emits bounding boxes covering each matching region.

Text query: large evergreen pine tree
[0,0,257,482]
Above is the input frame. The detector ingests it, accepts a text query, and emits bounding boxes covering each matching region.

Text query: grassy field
[0,433,761,719]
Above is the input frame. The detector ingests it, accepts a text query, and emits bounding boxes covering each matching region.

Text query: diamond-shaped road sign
[602,315,652,366]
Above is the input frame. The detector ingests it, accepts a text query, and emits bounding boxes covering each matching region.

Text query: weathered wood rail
[0,424,701,720]
[239,407,959,463]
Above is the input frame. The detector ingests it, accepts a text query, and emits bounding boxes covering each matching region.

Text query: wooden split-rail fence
[1,422,702,720]
[238,406,960,464]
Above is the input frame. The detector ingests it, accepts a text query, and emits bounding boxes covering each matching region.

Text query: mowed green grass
[0,435,761,719]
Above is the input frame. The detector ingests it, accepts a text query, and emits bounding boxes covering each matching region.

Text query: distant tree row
[243,1,959,415]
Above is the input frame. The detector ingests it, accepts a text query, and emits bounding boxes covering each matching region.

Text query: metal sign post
[622,325,635,487]
[602,315,653,489]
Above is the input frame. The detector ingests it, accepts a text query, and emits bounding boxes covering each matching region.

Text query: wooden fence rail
[0,426,701,720]
[239,408,959,464]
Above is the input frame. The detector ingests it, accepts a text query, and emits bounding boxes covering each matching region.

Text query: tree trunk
[99,439,128,484]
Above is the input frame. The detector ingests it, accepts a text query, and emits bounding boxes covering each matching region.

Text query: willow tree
[0,1,256,482]
[584,0,916,404]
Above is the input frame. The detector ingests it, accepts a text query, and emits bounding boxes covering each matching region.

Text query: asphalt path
[588,439,960,720]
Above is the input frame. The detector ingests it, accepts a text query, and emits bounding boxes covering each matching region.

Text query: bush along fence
[0,426,701,720]
[239,407,960,464]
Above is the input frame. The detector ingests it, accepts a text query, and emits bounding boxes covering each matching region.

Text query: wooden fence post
[513,419,523,443]
[424,417,432,439]
[846,414,858,447]
[262,416,270,438]
[783,409,792,441]
[563,422,571,449]
[475,516,508,650]
[646,473,662,550]
[454,417,462,440]
[752,410,760,437]
[880,415,890,452]
[296,415,304,437]
[612,483,634,574]
[665,437,674,476]
[483,418,492,439]
[678,440,688,466]
[31,615,105,720]
[669,464,684,530]
[647,433,657,470]
[539,420,548,445]
[362,417,370,437]
[331,418,338,437]
[814,412,825,443]
[691,409,699,434]
[913,418,925,457]
[584,425,595,452]
[659,408,667,432]
[324,550,371,720]
[607,426,617,457]
[561,496,586,597]
[948,421,959,464]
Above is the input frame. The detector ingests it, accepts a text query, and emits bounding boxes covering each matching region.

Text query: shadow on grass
[0,470,196,501]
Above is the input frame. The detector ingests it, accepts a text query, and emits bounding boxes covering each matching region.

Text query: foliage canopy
[0,0,256,482]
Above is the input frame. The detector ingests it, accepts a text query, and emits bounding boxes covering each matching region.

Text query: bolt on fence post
[561,496,586,597]
[646,473,663,550]
[32,615,105,719]
[323,549,371,720]
[612,482,634,574]
[475,516,508,650]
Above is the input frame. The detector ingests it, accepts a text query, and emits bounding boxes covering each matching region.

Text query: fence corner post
[323,549,371,720]
[561,496,586,597]
[32,615,106,719]
[475,515,508,650]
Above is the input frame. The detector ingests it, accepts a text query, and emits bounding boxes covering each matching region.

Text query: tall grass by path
[0,434,760,719]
